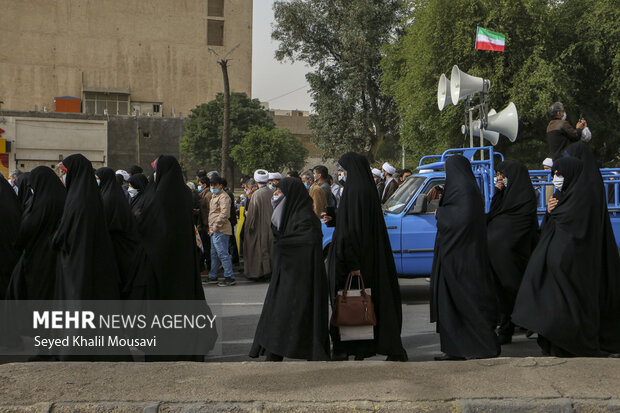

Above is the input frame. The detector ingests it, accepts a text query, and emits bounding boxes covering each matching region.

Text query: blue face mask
[197,185,203,192]
[210,188,220,194]
[268,184,274,190]
[381,173,385,180]
[304,182,310,190]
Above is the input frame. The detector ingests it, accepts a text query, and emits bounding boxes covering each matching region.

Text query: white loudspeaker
[437,73,452,111]
[486,102,519,142]
[471,109,499,145]
[450,65,487,105]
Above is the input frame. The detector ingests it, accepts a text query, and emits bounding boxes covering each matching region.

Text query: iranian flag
[475,26,505,52]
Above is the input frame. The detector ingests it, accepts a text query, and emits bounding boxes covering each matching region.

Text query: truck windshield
[383,176,426,214]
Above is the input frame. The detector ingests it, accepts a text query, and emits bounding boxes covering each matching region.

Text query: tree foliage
[273,0,404,162]
[382,0,620,167]
[180,93,274,169]
[231,127,309,174]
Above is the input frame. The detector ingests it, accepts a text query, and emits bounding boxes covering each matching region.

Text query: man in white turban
[371,168,384,200]
[244,169,273,280]
[381,162,398,203]
[268,172,282,191]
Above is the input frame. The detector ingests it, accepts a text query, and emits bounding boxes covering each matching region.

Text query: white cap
[254,169,269,183]
[268,172,282,180]
[371,168,382,177]
[542,158,553,168]
[115,169,130,182]
[382,162,396,175]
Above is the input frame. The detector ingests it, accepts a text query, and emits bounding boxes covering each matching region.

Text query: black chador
[137,155,205,300]
[0,175,21,299]
[128,173,149,217]
[431,155,500,360]
[250,178,330,361]
[566,143,620,354]
[486,161,539,343]
[52,154,121,300]
[96,167,153,299]
[327,152,407,361]
[513,157,606,356]
[7,166,66,300]
[15,172,32,212]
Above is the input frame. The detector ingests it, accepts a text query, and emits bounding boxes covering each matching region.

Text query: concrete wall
[107,116,185,173]
[0,0,252,116]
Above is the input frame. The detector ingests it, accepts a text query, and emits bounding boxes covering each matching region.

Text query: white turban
[268,172,282,180]
[254,169,269,183]
[542,158,553,168]
[371,168,382,178]
[115,169,130,182]
[382,162,396,176]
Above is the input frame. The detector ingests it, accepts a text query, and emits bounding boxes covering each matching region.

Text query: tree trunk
[219,59,234,189]
[367,129,385,163]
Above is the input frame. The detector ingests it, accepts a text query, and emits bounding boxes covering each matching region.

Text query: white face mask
[503,177,508,187]
[553,175,564,191]
[271,194,284,208]
[96,179,101,186]
[561,111,567,121]
[128,187,139,198]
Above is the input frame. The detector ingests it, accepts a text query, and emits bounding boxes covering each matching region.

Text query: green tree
[231,127,309,174]
[180,92,274,170]
[273,0,404,162]
[381,0,620,167]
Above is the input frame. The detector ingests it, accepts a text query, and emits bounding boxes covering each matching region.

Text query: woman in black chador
[0,174,21,299]
[52,154,121,300]
[565,143,620,355]
[326,152,407,361]
[96,167,153,299]
[7,166,66,300]
[128,173,149,217]
[514,155,617,357]
[486,161,539,344]
[431,155,500,360]
[137,155,205,301]
[250,178,330,361]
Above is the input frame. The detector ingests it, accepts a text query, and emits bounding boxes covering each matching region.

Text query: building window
[207,19,224,46]
[208,0,224,17]
[84,93,130,115]
[153,104,160,113]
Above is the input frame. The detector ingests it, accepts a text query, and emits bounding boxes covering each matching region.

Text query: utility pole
[218,58,232,189]
[209,43,240,189]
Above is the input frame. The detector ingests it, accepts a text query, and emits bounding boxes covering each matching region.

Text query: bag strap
[344,272,368,298]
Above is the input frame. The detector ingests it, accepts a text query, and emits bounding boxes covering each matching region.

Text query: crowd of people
[0,101,618,362]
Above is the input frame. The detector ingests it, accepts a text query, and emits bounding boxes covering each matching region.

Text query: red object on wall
[55,96,81,113]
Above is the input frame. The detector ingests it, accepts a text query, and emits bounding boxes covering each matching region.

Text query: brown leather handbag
[332,272,377,326]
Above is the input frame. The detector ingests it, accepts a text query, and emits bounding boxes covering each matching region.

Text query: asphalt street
[203,275,541,362]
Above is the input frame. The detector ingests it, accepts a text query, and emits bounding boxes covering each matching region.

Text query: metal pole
[469,109,474,148]
[480,129,484,160]
[402,144,406,169]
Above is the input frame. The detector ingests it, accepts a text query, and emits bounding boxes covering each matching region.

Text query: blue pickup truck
[321,146,620,277]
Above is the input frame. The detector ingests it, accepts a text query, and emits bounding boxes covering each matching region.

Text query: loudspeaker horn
[473,109,499,145]
[437,73,452,111]
[450,65,487,105]
[486,102,519,142]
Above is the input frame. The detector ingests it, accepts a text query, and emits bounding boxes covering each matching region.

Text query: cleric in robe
[326,152,407,361]
[52,154,121,300]
[243,169,274,280]
[512,157,606,356]
[431,155,500,360]
[250,178,330,361]
[486,160,538,344]
[7,166,66,300]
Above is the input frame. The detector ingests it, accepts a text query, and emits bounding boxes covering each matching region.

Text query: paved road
[203,276,540,361]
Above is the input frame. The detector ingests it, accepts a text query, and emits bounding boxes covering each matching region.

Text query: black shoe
[434,353,465,361]
[353,355,365,361]
[609,353,620,358]
[331,352,348,361]
[498,334,512,345]
[218,278,236,286]
[386,354,408,362]
[207,277,219,284]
